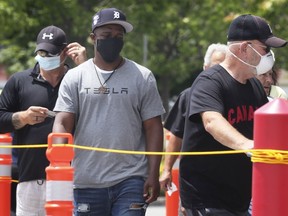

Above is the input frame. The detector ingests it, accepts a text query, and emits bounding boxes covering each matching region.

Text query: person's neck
[40,65,67,87]
[220,58,254,84]
[93,55,124,71]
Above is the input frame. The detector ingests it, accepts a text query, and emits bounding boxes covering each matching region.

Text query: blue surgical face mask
[35,54,61,71]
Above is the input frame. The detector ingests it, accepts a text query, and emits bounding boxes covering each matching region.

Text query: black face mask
[96,38,124,63]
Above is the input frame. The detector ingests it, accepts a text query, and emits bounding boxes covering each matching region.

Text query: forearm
[12,111,28,129]
[0,110,30,132]
[144,117,164,177]
[10,106,48,130]
[163,133,182,172]
[147,143,163,178]
[52,120,71,134]
[0,111,14,133]
[52,112,75,143]
[202,111,253,150]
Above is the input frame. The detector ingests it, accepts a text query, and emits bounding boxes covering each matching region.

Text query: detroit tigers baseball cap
[35,25,67,55]
[227,14,287,48]
[91,8,133,33]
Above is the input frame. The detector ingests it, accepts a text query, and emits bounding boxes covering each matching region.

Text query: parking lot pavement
[146,196,166,216]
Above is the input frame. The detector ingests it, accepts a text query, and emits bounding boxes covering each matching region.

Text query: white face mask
[35,54,61,71]
[228,44,275,75]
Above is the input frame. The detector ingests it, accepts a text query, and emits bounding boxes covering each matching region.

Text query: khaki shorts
[16,180,46,216]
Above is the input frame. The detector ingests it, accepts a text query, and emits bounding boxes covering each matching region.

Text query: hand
[246,140,254,150]
[24,106,49,125]
[245,140,254,157]
[66,42,87,65]
[143,176,160,204]
[159,169,172,191]
[181,206,187,216]
[12,106,49,129]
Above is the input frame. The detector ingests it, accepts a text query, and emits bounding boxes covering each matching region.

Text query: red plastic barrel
[253,98,288,216]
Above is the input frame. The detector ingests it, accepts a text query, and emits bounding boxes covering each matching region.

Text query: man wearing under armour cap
[180,14,286,216]
[53,7,165,216]
[35,25,67,55]
[0,25,87,215]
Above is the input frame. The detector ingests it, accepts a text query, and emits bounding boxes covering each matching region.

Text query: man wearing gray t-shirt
[53,7,165,216]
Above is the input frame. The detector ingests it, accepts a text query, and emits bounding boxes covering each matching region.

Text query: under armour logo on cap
[91,8,133,33]
[42,33,54,40]
[35,25,67,55]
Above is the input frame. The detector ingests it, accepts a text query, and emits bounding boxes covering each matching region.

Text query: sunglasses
[37,50,61,57]
[247,42,271,53]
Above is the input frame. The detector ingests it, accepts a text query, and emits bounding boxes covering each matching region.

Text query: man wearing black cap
[179,14,287,216]
[53,8,165,216]
[0,25,87,215]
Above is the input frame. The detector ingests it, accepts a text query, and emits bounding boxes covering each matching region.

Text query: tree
[0,0,94,71]
[1,0,287,114]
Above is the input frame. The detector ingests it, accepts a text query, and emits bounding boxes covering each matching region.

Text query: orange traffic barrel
[0,133,12,216]
[165,159,180,216]
[164,131,180,216]
[45,133,74,216]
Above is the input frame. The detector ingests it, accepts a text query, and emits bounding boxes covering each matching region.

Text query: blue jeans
[73,177,148,216]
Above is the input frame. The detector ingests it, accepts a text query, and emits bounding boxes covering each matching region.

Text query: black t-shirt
[164,87,190,138]
[180,65,268,212]
[0,64,62,182]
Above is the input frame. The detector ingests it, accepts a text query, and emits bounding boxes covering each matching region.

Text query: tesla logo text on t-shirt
[227,105,258,125]
[84,87,128,94]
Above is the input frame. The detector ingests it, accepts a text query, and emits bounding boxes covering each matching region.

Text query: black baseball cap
[35,25,67,55]
[227,14,287,48]
[91,8,133,33]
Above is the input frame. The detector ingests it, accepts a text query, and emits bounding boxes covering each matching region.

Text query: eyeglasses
[247,42,270,53]
[37,50,61,57]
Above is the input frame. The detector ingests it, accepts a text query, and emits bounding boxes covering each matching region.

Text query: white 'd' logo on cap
[113,11,120,19]
[42,33,53,40]
[93,15,99,25]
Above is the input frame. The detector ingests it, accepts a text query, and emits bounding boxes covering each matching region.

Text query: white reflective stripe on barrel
[0,164,11,176]
[173,157,180,169]
[46,180,73,201]
[0,148,11,155]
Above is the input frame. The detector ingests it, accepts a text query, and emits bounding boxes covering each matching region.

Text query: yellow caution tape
[1,144,288,164]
